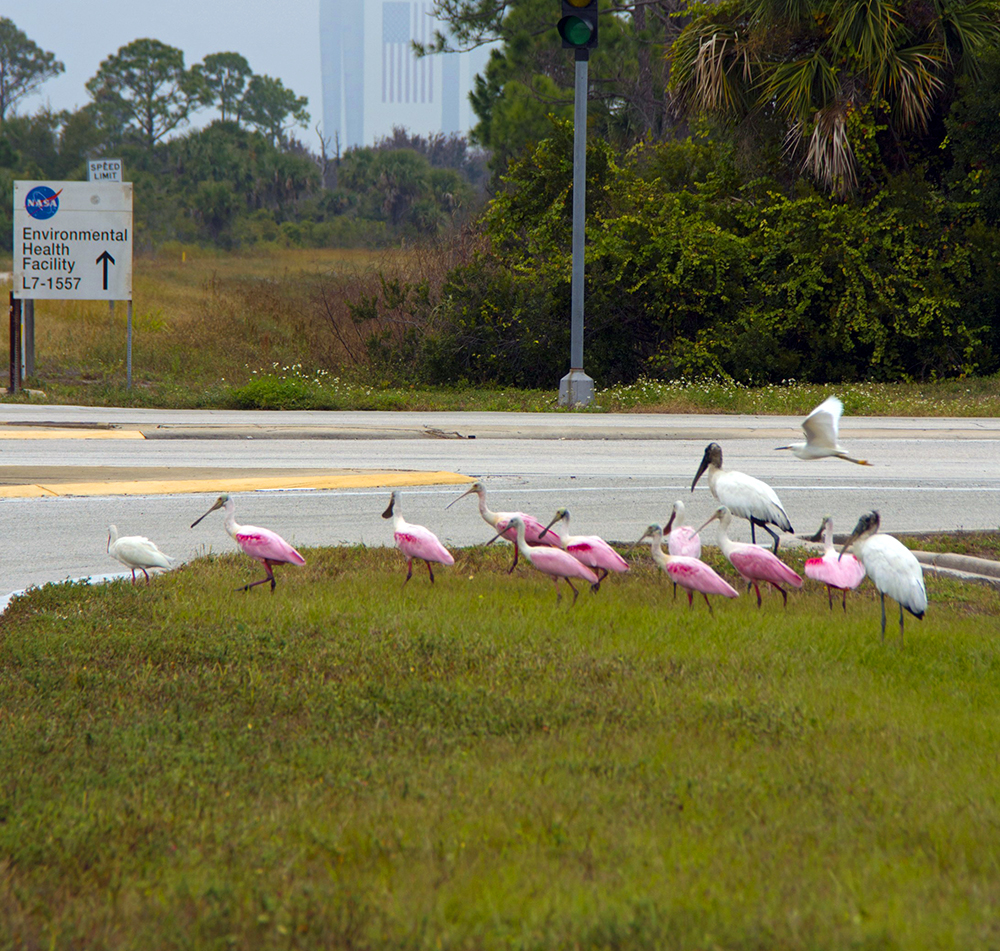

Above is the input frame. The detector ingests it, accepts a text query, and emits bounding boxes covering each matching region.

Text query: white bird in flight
[775,395,871,465]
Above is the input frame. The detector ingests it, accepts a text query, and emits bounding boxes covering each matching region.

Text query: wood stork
[383,490,454,584]
[191,493,305,592]
[695,505,802,608]
[540,508,628,590]
[839,511,927,644]
[775,396,872,465]
[488,515,598,604]
[107,525,174,584]
[446,481,553,572]
[638,524,738,614]
[803,516,866,611]
[691,442,793,553]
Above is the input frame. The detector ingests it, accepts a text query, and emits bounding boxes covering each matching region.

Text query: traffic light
[558,0,599,50]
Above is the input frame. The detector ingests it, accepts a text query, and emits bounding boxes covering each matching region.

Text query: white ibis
[691,442,793,553]
[446,481,553,572]
[775,396,871,465]
[695,505,802,608]
[107,525,174,584]
[540,508,628,589]
[839,511,927,644]
[383,490,454,584]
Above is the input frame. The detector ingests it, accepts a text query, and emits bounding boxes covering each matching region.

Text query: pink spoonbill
[775,396,871,465]
[191,493,305,593]
[446,481,553,572]
[691,443,793,554]
[695,505,802,608]
[383,489,455,584]
[664,500,702,599]
[839,510,927,644]
[638,524,738,615]
[107,525,174,584]
[803,516,866,611]
[540,508,628,589]
[488,515,598,604]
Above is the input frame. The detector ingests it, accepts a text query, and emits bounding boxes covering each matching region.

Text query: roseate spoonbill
[383,489,454,584]
[191,493,305,593]
[446,481,553,572]
[696,505,802,608]
[664,500,702,599]
[839,511,927,644]
[803,516,866,611]
[107,525,173,584]
[488,515,598,604]
[638,524,738,615]
[775,396,871,465]
[540,508,628,589]
[691,442,793,553]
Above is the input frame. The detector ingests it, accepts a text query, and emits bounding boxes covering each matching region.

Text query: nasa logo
[25,185,62,220]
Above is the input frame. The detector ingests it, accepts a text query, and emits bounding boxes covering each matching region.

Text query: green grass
[1,544,999,949]
[4,246,1000,413]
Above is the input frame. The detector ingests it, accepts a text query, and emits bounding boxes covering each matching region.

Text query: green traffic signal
[558,0,598,49]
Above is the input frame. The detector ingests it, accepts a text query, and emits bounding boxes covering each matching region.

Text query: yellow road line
[0,471,473,499]
[0,428,144,440]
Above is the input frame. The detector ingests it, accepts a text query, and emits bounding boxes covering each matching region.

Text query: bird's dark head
[839,510,879,559]
[691,442,723,492]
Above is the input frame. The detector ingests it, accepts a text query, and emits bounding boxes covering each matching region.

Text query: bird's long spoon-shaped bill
[484,526,508,546]
[381,497,395,519]
[539,512,564,541]
[837,535,859,561]
[444,485,477,509]
[191,497,225,528]
[693,511,721,535]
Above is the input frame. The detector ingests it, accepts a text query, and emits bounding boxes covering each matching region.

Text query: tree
[85,38,201,147]
[242,74,308,147]
[0,17,64,123]
[192,51,253,122]
[670,0,1000,194]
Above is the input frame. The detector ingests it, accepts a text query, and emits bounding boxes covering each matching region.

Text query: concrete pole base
[558,369,595,408]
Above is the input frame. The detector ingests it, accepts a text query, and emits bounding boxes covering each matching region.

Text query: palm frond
[881,44,945,129]
[765,49,840,122]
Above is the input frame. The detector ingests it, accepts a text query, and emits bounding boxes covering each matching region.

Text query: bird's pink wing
[805,552,865,589]
[567,538,629,573]
[730,547,802,587]
[667,526,702,559]
[530,546,599,583]
[396,526,455,565]
[236,526,306,565]
[667,558,738,597]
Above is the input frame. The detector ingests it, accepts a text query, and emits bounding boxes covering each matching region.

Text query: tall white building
[320,0,491,149]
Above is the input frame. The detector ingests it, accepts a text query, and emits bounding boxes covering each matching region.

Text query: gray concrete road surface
[1,405,997,605]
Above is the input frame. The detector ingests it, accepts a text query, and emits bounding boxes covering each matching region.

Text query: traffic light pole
[558,48,595,408]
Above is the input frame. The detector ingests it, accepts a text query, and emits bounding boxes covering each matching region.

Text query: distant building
[320,0,491,150]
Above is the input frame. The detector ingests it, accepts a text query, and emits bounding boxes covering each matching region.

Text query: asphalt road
[2,406,998,604]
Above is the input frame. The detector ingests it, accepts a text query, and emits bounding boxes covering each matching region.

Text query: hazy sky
[13,1,325,140]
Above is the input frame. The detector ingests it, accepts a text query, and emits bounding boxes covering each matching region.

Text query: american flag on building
[382,2,434,104]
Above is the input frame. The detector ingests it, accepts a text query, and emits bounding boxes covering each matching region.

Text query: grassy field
[1,543,999,950]
[3,246,1000,414]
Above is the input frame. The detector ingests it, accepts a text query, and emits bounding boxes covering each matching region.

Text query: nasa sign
[13,180,133,301]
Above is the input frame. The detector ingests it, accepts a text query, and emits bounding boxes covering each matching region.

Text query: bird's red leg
[772,583,788,608]
[130,569,137,584]
[554,578,562,602]
[142,567,151,585]
[426,561,435,584]
[702,593,714,615]
[240,563,276,592]
[687,590,694,609]
[507,545,519,575]
[753,583,762,608]
[404,558,413,585]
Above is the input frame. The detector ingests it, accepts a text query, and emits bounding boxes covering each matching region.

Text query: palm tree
[669,0,999,194]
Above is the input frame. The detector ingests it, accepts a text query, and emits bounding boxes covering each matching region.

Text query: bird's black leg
[750,520,757,545]
[566,578,580,605]
[426,561,435,584]
[826,585,833,611]
[702,593,714,615]
[773,583,788,608]
[758,520,781,554]
[879,593,887,643]
[507,545,519,575]
[899,603,905,647]
[672,581,677,600]
[841,589,848,613]
[554,579,562,602]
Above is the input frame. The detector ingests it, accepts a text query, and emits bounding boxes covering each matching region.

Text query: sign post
[13,180,134,388]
